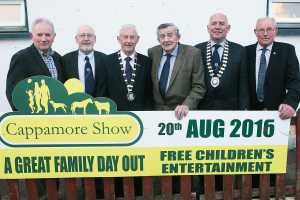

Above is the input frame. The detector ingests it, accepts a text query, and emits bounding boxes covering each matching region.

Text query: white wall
[0,0,276,113]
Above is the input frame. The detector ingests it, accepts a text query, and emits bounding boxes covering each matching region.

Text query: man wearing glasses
[247,16,300,189]
[62,25,106,97]
[246,17,300,119]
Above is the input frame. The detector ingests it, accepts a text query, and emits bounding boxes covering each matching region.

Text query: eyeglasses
[255,28,275,34]
[77,33,94,39]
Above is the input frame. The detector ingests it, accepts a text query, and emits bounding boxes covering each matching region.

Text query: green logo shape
[0,75,143,147]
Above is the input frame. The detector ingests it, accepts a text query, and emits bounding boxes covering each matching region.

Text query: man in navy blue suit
[195,13,249,195]
[246,17,300,119]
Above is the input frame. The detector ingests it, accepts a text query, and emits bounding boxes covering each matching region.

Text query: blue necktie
[212,44,221,73]
[125,57,132,80]
[159,54,172,97]
[84,56,95,95]
[257,48,267,102]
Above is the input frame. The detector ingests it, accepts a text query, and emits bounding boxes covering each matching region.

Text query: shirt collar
[256,43,273,52]
[163,44,179,57]
[79,50,94,59]
[36,46,54,57]
[120,50,135,61]
[210,39,226,48]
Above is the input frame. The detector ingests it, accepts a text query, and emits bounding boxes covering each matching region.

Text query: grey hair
[31,18,55,34]
[156,23,181,40]
[119,24,139,36]
[208,12,229,25]
[256,17,277,29]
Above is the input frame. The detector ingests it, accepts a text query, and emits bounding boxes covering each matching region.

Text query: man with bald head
[195,12,249,110]
[6,18,65,110]
[101,24,152,111]
[62,25,106,96]
[194,12,249,195]
[247,17,300,119]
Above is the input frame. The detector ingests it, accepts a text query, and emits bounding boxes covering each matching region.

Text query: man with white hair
[98,24,152,198]
[62,25,106,96]
[100,24,153,111]
[6,18,65,110]
[247,16,300,188]
[247,17,300,119]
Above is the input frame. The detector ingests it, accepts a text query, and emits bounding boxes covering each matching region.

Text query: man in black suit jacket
[6,18,64,110]
[62,25,106,97]
[98,24,152,197]
[195,12,249,110]
[101,24,152,111]
[194,13,249,196]
[247,17,300,188]
[246,17,300,119]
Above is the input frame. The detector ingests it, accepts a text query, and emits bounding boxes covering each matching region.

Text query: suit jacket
[62,50,106,97]
[101,51,153,111]
[148,44,206,110]
[246,41,300,110]
[195,41,249,110]
[6,44,64,110]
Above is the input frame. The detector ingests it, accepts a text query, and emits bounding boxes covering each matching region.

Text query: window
[0,0,29,38]
[269,0,300,28]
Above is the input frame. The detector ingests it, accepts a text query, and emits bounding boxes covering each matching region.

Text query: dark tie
[159,54,172,97]
[212,44,221,73]
[84,56,95,95]
[257,48,267,102]
[125,57,132,80]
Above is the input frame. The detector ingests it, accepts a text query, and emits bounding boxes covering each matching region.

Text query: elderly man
[148,23,206,120]
[6,18,64,110]
[194,12,249,195]
[148,23,205,194]
[247,17,300,119]
[247,17,300,188]
[101,24,152,111]
[195,12,248,110]
[99,24,152,197]
[62,25,106,96]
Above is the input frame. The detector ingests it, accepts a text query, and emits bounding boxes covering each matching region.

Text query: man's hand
[278,104,295,120]
[174,105,189,120]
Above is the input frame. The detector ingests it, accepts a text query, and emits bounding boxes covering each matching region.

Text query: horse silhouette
[71,98,93,114]
[94,101,110,114]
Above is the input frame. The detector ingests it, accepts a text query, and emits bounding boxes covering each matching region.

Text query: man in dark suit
[62,25,106,97]
[102,24,152,111]
[194,12,249,195]
[247,17,300,119]
[100,24,152,197]
[195,12,249,110]
[148,23,206,120]
[148,23,206,194]
[6,18,64,110]
[247,17,300,188]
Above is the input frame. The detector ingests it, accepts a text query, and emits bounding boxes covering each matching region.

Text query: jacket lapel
[71,51,79,79]
[248,44,257,91]
[168,44,184,90]
[31,45,51,76]
[114,52,128,94]
[153,48,163,94]
[266,42,280,79]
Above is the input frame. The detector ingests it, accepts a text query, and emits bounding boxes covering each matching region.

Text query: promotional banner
[0,76,290,179]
